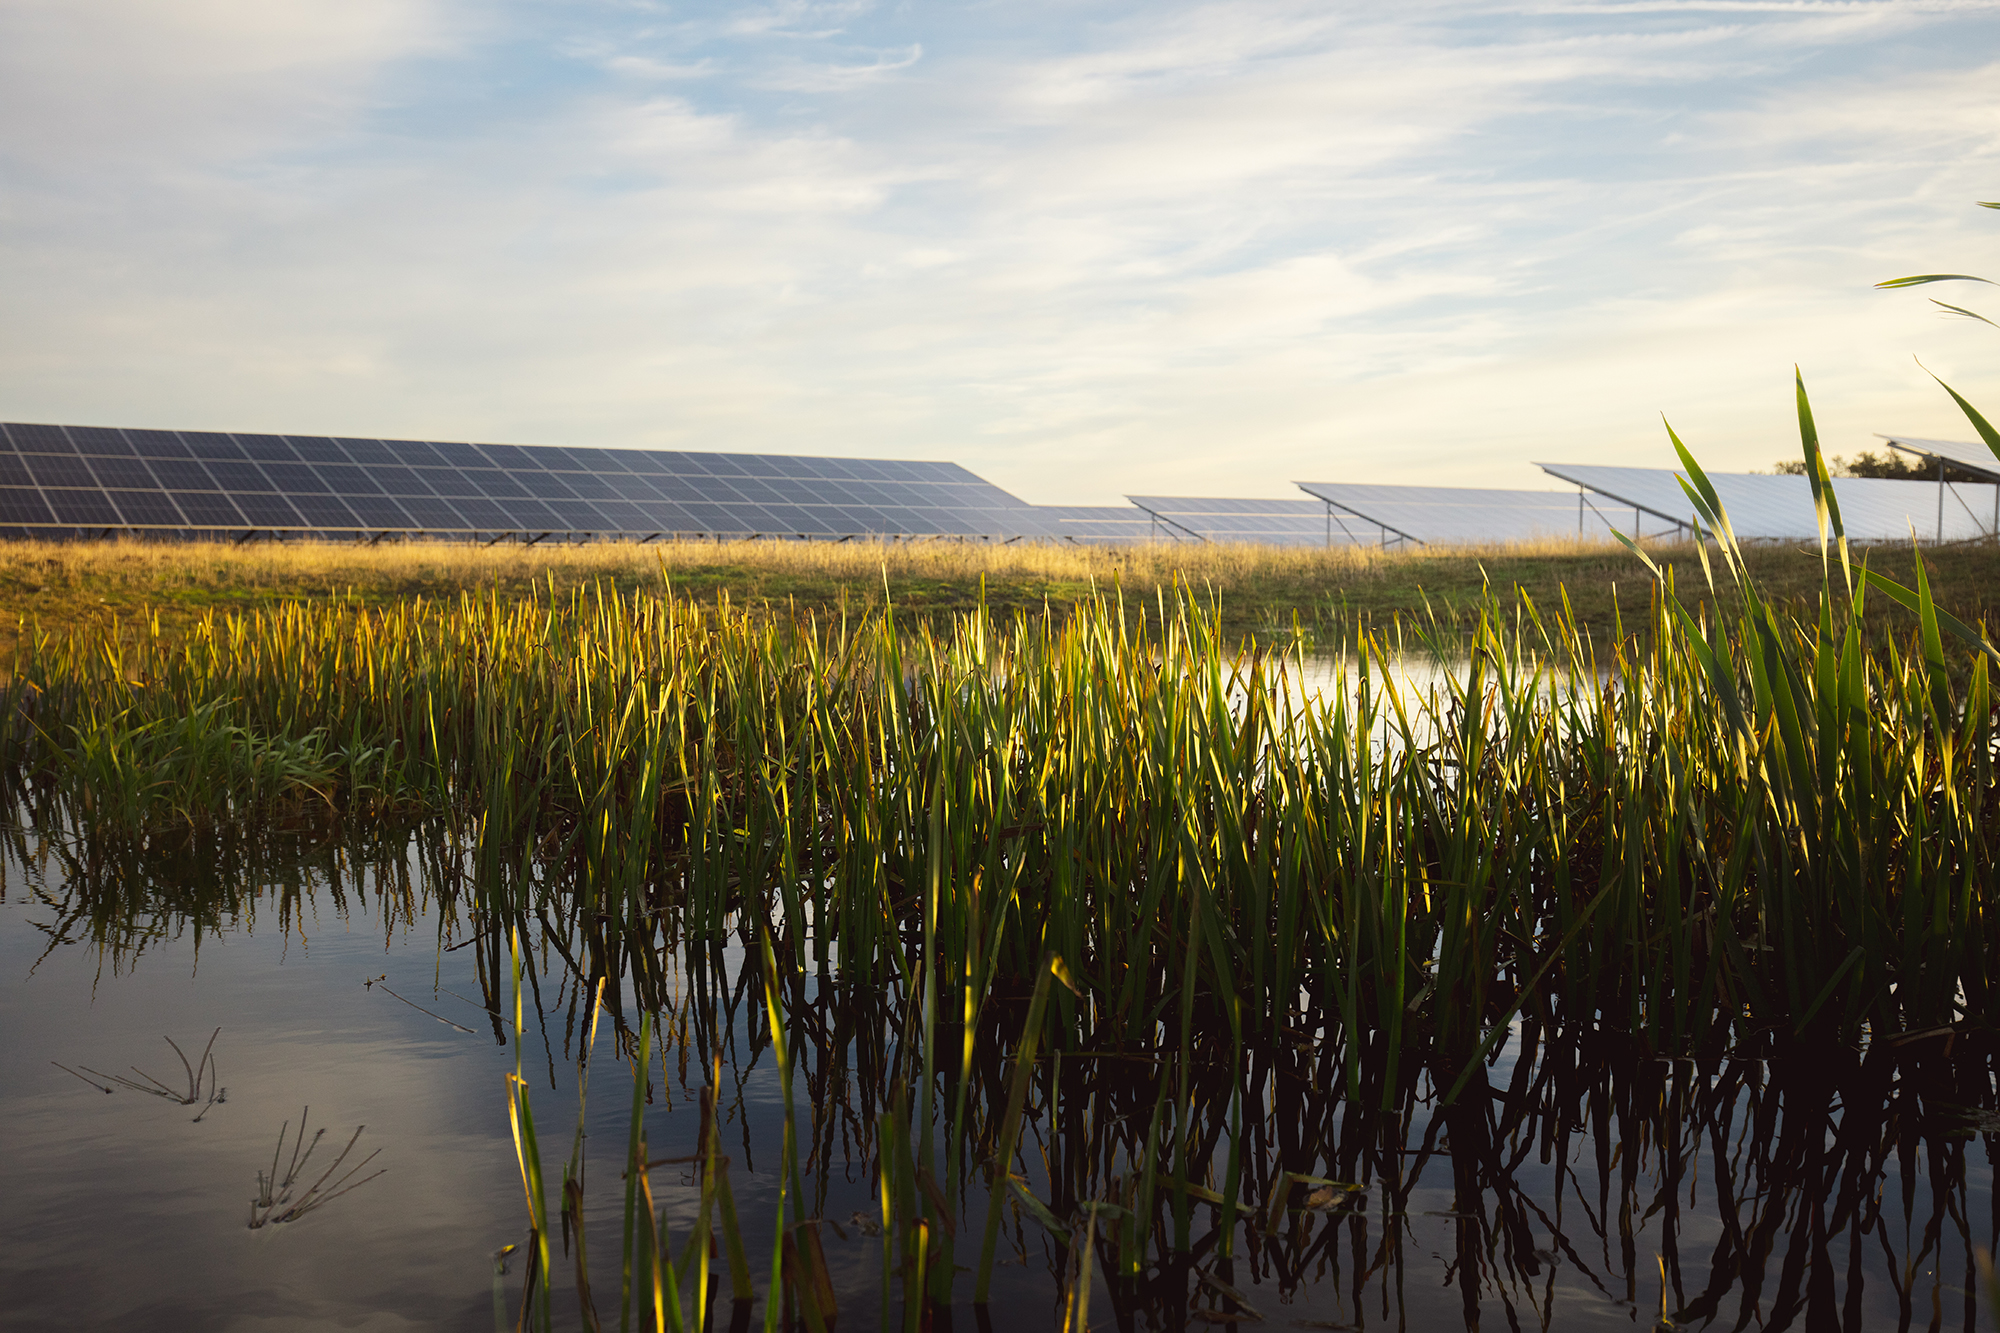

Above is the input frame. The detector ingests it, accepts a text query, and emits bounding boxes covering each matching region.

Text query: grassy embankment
[0,531,1994,659]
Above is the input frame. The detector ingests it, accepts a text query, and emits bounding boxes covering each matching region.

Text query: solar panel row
[1125,496,1359,546]
[1296,481,1631,545]
[0,423,1052,539]
[1538,463,2000,543]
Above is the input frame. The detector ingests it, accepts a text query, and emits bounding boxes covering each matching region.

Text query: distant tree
[1767,449,1985,484]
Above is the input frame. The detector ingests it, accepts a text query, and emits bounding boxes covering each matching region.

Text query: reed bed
[6,421,2000,1325]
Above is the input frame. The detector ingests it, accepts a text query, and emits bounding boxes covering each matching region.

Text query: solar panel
[0,422,1058,541]
[173,492,245,526]
[45,489,122,525]
[1536,463,1999,543]
[5,423,74,453]
[233,434,298,463]
[88,457,160,489]
[342,495,413,528]
[24,455,96,489]
[1879,435,2000,484]
[232,493,306,527]
[1295,482,1626,546]
[107,490,185,526]
[149,459,217,491]
[1029,505,1159,544]
[0,489,54,524]
[182,432,246,460]
[70,427,135,455]
[128,431,192,458]
[1125,496,1347,546]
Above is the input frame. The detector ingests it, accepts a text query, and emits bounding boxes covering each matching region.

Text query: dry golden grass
[0,533,1993,659]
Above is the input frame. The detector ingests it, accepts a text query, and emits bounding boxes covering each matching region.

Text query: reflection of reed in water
[52,1027,226,1122]
[492,916,2000,1331]
[249,1107,385,1229]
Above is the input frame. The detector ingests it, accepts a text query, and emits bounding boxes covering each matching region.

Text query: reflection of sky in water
[1,819,1985,1330]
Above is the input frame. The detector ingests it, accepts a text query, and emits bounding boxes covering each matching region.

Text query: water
[3,816,1994,1331]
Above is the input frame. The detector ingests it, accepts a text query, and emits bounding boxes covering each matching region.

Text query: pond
[3,814,1994,1332]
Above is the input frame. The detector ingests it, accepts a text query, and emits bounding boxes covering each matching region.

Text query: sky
[2,0,1997,506]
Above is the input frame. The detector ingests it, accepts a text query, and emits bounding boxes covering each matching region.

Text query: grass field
[1,532,1994,659]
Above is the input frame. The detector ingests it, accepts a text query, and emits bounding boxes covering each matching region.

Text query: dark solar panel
[521,473,580,501]
[231,493,305,527]
[611,474,666,502]
[450,497,513,529]
[233,435,298,463]
[149,459,216,491]
[262,462,330,494]
[372,466,431,496]
[0,423,1044,540]
[7,423,74,453]
[497,498,561,528]
[475,444,538,470]
[285,436,350,465]
[783,456,834,480]
[288,494,361,527]
[728,478,783,505]
[342,495,414,527]
[24,455,96,488]
[205,461,276,493]
[88,457,159,489]
[173,492,245,526]
[425,441,486,469]
[182,432,247,460]
[553,472,622,500]
[556,447,616,471]
[381,439,446,468]
[69,427,134,455]
[677,502,733,530]
[543,500,609,529]
[315,464,382,495]
[126,430,192,458]
[637,502,696,529]
[392,497,464,529]
[107,490,185,526]
[45,488,123,525]
[0,489,54,524]
[470,470,534,500]
[412,467,480,497]
[338,439,398,466]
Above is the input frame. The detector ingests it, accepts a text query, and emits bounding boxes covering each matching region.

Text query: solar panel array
[1294,482,1630,546]
[1880,434,2000,484]
[1125,496,1359,546]
[1538,463,1999,543]
[1031,505,1162,544]
[0,422,1052,541]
